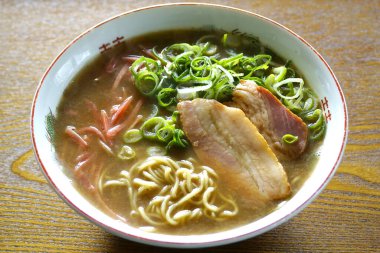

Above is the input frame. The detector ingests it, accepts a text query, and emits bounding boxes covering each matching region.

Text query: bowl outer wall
[31,3,348,248]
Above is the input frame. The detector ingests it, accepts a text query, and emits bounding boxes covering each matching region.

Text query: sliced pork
[231,80,308,160]
[178,98,290,205]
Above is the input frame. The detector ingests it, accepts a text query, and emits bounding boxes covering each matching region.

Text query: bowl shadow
[105,223,292,253]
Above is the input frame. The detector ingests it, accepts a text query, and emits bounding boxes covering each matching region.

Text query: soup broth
[54,29,323,235]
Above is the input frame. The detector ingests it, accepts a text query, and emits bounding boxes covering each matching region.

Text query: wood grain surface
[1,0,379,252]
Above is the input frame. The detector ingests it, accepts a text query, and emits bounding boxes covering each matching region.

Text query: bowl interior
[31,3,347,248]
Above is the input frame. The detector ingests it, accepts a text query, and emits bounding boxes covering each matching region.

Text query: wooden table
[1,0,379,252]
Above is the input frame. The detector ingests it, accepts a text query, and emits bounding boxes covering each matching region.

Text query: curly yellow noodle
[101,156,238,227]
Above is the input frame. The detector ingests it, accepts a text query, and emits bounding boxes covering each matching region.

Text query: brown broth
[54,29,320,235]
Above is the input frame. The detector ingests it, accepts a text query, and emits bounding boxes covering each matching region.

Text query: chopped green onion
[171,111,180,124]
[285,67,296,78]
[130,57,160,76]
[140,117,167,140]
[166,129,189,150]
[173,129,189,148]
[283,97,303,114]
[273,78,304,100]
[162,43,201,63]
[215,64,234,84]
[135,70,160,96]
[152,46,168,65]
[177,80,213,96]
[243,55,271,78]
[139,113,188,150]
[243,76,264,85]
[305,109,324,131]
[221,33,228,47]
[123,129,143,144]
[201,42,218,56]
[305,109,321,122]
[157,88,177,107]
[239,57,256,73]
[190,56,212,81]
[128,32,326,145]
[196,35,219,56]
[176,90,197,101]
[218,53,244,67]
[273,66,287,82]
[304,89,319,109]
[118,145,136,160]
[309,123,326,141]
[304,109,326,141]
[198,88,215,99]
[157,126,174,143]
[282,134,299,144]
[221,33,241,48]
[303,97,314,111]
[215,83,235,102]
[264,74,275,93]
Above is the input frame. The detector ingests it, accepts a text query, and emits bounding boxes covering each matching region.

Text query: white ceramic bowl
[31,3,348,248]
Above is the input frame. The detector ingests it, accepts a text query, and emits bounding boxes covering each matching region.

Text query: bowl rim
[30,2,348,248]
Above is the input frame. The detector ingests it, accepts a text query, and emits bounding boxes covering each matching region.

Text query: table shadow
[105,225,288,253]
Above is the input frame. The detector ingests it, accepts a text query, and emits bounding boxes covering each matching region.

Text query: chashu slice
[178,98,290,205]
[231,80,308,160]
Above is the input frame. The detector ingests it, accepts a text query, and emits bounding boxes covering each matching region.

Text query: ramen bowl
[31,3,348,248]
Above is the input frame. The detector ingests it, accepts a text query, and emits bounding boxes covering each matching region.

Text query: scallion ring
[157,88,177,107]
[306,109,324,131]
[140,117,168,140]
[215,83,235,102]
[282,134,299,144]
[130,57,160,77]
[171,111,180,124]
[157,126,174,143]
[117,145,136,160]
[273,66,287,82]
[273,78,304,100]
[123,129,143,144]
[135,70,160,96]
[176,80,213,96]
